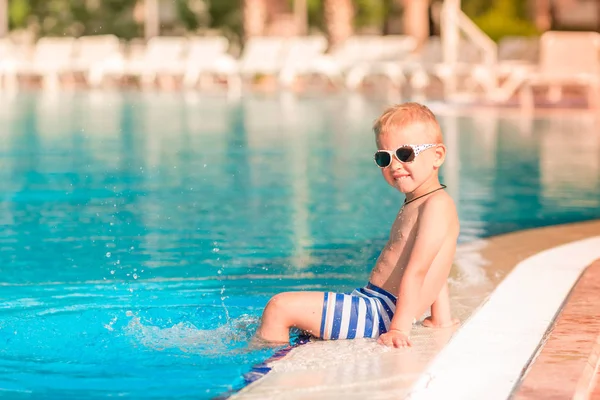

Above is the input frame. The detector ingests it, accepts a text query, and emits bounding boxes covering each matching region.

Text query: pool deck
[233,220,600,400]
[513,259,600,400]
[595,368,600,399]
[480,222,600,400]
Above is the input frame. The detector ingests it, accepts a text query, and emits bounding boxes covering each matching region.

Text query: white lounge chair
[13,37,76,90]
[473,37,539,103]
[182,36,230,89]
[406,37,484,98]
[492,36,540,79]
[278,36,328,88]
[206,37,288,94]
[519,31,600,109]
[345,35,417,90]
[125,37,187,88]
[498,36,539,65]
[74,35,124,88]
[298,36,383,87]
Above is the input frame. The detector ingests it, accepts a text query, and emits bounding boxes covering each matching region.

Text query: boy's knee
[265,293,286,311]
[263,293,290,321]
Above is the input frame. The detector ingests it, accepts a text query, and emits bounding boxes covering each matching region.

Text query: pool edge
[231,219,600,400]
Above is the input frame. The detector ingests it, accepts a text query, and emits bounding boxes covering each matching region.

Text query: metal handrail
[456,10,497,65]
[440,0,499,98]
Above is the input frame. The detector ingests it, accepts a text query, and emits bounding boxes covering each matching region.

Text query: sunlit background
[1,0,600,399]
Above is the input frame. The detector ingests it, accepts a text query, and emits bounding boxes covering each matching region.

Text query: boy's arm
[378,196,453,347]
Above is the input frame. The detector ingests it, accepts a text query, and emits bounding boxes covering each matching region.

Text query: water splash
[124,311,260,356]
[220,286,232,327]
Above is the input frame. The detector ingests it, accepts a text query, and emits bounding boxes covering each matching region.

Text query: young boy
[255,102,459,348]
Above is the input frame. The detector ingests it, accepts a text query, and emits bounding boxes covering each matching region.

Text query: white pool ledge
[406,236,600,400]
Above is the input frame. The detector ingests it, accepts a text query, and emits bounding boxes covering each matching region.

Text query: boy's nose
[390,157,404,170]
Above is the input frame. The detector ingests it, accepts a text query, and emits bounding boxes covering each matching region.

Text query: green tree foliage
[307,0,324,31]
[207,0,242,38]
[9,0,141,38]
[462,0,538,41]
[353,0,385,30]
[6,0,538,42]
[7,0,229,39]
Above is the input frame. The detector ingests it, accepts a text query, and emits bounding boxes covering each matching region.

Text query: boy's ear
[433,144,446,168]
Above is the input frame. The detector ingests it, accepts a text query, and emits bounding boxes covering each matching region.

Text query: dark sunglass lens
[374,152,391,167]
[396,147,415,162]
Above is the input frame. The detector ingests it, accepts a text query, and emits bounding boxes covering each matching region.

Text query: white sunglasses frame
[373,143,437,168]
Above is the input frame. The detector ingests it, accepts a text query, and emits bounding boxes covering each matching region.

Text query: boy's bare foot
[422,316,460,328]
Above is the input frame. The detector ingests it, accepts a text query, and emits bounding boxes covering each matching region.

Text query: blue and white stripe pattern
[319,282,397,340]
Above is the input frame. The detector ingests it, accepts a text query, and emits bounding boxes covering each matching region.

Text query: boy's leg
[255,291,325,344]
[423,282,459,328]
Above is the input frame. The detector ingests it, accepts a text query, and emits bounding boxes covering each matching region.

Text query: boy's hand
[377,329,411,348]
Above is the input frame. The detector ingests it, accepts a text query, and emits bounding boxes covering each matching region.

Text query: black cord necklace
[403,184,447,207]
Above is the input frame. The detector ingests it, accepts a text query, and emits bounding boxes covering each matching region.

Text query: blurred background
[2,1,600,398]
[0,0,595,44]
[2,0,599,107]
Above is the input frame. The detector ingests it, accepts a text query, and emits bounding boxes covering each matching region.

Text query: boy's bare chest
[388,208,418,245]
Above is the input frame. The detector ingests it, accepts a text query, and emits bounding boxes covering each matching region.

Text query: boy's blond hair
[373,102,443,143]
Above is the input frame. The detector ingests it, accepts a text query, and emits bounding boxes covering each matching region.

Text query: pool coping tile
[513,259,600,400]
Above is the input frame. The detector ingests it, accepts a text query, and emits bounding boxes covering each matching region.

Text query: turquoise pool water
[1,92,600,399]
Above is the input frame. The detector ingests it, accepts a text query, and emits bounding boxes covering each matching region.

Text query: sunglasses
[374,144,437,168]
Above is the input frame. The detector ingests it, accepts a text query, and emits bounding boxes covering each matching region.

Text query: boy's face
[375,123,444,194]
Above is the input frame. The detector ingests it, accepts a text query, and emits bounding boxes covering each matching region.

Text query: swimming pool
[1,92,599,399]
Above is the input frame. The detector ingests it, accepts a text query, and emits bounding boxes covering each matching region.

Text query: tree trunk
[323,0,354,50]
[534,0,552,32]
[294,0,308,35]
[0,0,7,38]
[144,0,160,39]
[243,0,267,40]
[403,0,430,48]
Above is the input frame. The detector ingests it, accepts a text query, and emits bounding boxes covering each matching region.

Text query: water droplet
[133,274,138,279]
[212,247,220,253]
[106,252,111,258]
[217,269,223,275]
[110,270,115,275]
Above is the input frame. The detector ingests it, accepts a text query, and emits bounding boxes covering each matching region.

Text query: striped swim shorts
[319,282,397,340]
